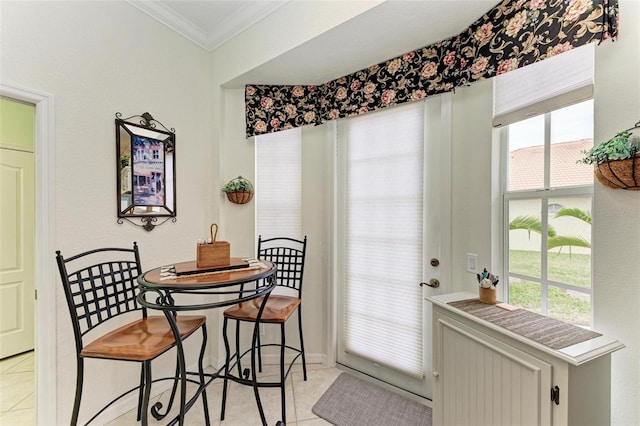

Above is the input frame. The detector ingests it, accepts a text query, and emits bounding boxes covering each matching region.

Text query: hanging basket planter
[222,176,254,204]
[226,190,254,204]
[580,121,640,191]
[595,155,640,190]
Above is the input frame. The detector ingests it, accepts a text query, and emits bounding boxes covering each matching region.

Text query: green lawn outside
[508,250,591,326]
[510,249,591,288]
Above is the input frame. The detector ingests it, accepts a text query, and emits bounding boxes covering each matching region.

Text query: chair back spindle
[257,236,307,296]
[56,244,144,346]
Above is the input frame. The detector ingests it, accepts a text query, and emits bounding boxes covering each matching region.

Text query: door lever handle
[420,279,440,288]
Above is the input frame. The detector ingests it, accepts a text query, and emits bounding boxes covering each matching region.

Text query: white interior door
[0,147,35,358]
[336,95,451,399]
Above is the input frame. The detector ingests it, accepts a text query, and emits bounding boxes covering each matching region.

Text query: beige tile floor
[0,351,36,426]
[0,354,340,426]
[106,364,340,426]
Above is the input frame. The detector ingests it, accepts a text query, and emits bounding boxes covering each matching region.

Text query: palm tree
[554,207,591,225]
[547,235,591,251]
[548,208,591,255]
[509,208,591,254]
[509,215,556,238]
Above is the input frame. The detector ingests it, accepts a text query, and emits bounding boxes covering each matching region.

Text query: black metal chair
[55,242,209,425]
[221,236,308,425]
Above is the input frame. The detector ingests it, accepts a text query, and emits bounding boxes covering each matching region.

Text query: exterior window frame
[501,108,594,325]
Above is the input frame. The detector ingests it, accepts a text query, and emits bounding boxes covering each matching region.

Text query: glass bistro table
[137,258,277,426]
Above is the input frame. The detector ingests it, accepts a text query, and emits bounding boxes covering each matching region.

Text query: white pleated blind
[493,43,594,127]
[343,101,424,378]
[255,128,302,240]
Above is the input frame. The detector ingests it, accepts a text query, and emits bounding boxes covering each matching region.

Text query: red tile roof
[509,139,594,191]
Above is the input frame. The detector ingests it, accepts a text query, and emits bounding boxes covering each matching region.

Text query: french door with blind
[336,96,450,399]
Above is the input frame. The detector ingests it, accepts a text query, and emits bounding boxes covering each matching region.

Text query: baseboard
[257,352,324,366]
[211,352,325,370]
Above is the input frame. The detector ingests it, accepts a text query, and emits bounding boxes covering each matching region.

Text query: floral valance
[245,84,319,134]
[318,35,461,123]
[246,0,618,138]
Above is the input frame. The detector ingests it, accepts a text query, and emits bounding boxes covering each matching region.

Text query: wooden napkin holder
[196,224,230,268]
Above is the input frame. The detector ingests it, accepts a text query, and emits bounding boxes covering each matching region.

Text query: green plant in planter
[578,126,640,189]
[578,130,638,164]
[221,176,254,193]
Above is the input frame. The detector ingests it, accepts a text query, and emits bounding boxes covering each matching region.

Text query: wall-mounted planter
[595,156,640,190]
[222,176,254,204]
[580,121,640,191]
[225,190,254,204]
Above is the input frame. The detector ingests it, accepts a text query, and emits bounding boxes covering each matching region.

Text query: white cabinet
[429,292,624,426]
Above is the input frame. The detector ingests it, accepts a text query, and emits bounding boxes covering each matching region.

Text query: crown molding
[127,0,287,52]
[127,0,210,50]
[211,2,287,51]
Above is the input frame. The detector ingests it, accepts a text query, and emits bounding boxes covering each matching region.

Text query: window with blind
[337,100,425,380]
[493,44,594,128]
[255,127,302,240]
[495,44,594,327]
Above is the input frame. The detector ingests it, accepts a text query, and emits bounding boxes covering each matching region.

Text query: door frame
[330,94,452,398]
[1,83,56,422]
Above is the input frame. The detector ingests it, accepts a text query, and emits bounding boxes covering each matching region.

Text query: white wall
[450,79,495,292]
[593,1,640,424]
[211,0,383,86]
[1,1,213,423]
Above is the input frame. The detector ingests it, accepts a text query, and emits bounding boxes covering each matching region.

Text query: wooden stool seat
[223,296,300,323]
[82,315,206,361]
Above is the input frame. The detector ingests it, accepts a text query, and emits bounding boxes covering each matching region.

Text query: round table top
[136,258,277,311]
[139,258,276,290]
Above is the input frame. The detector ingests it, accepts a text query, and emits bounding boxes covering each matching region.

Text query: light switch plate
[466,253,478,273]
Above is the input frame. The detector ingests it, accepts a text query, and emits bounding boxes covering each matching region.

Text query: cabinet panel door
[434,313,552,426]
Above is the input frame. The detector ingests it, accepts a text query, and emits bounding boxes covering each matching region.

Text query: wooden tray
[175,257,249,276]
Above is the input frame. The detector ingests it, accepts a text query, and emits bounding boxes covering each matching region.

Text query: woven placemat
[448,299,601,350]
